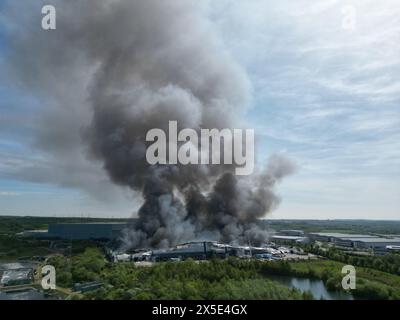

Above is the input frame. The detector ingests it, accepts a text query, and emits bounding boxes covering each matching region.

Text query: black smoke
[2,0,296,249]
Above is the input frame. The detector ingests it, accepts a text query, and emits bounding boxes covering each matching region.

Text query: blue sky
[211,0,400,219]
[0,0,399,219]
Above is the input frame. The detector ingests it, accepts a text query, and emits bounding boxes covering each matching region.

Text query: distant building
[19,230,50,239]
[48,223,126,240]
[1,269,33,286]
[271,235,308,244]
[308,233,376,243]
[151,242,223,261]
[309,232,400,251]
[387,245,400,253]
[278,230,305,237]
[353,238,400,250]
[22,223,127,240]
[73,281,103,293]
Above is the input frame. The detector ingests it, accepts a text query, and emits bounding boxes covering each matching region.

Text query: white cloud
[209,0,400,219]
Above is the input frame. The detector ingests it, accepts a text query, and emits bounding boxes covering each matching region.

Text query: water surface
[269,275,354,300]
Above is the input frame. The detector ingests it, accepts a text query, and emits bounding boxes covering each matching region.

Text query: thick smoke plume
[3,0,296,249]
[123,153,295,249]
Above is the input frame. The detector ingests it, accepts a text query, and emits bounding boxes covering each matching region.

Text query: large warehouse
[308,233,376,243]
[113,241,285,262]
[48,223,126,240]
[22,223,127,240]
[352,238,400,250]
[309,232,400,250]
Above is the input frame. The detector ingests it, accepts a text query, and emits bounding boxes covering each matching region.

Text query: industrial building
[21,223,127,240]
[112,241,285,262]
[387,246,400,253]
[278,230,305,237]
[308,233,376,243]
[151,242,220,261]
[73,281,103,293]
[309,232,400,250]
[48,223,126,240]
[352,238,400,250]
[19,230,50,239]
[271,235,307,244]
[1,269,33,286]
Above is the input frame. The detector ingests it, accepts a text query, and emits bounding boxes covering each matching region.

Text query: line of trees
[301,244,400,275]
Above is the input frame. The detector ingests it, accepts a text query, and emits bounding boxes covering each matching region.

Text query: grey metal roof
[1,269,32,284]
[309,233,376,238]
[272,235,305,240]
[353,238,400,243]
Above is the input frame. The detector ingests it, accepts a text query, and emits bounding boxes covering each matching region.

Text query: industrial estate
[20,222,400,257]
[2,217,400,301]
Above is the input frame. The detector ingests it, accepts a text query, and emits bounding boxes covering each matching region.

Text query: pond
[269,275,354,300]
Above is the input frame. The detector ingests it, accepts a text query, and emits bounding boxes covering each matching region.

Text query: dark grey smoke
[184,155,296,246]
[2,0,296,248]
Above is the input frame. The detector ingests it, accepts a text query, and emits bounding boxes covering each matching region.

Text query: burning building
[112,241,285,263]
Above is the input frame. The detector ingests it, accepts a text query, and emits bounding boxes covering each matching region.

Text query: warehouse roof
[309,233,376,238]
[353,238,400,243]
[272,235,305,240]
[1,269,32,285]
